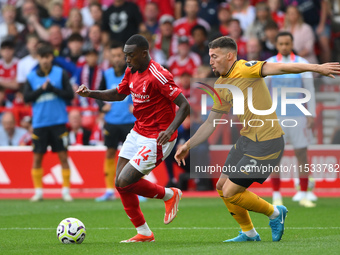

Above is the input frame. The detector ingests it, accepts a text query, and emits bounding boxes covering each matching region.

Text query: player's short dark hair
[191,24,208,37]
[67,33,84,43]
[110,41,124,50]
[208,36,237,52]
[37,42,54,57]
[275,31,294,42]
[125,34,149,50]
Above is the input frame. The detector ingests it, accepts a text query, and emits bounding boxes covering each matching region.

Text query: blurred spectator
[198,0,220,28]
[16,0,49,25]
[89,2,103,26]
[63,0,86,18]
[178,71,191,99]
[230,0,256,32]
[23,42,74,202]
[143,2,160,35]
[49,25,67,57]
[102,0,144,44]
[245,2,273,42]
[89,112,104,145]
[262,20,279,59]
[62,8,88,40]
[41,0,66,29]
[268,0,285,29]
[282,5,318,64]
[0,87,13,108]
[174,0,211,43]
[154,14,177,58]
[133,0,175,18]
[83,24,104,63]
[0,39,19,102]
[0,111,27,146]
[81,0,102,27]
[67,109,92,145]
[283,0,330,63]
[246,37,266,61]
[190,25,210,65]
[216,3,232,36]
[330,0,340,61]
[100,45,111,71]
[167,35,201,80]
[65,33,86,67]
[193,64,212,79]
[0,4,25,44]
[140,31,166,67]
[19,115,33,146]
[227,19,247,60]
[17,0,45,42]
[75,48,102,108]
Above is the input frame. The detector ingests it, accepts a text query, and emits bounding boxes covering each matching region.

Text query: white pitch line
[1,227,340,230]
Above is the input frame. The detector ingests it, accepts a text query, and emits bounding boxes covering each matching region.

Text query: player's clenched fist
[76,84,90,97]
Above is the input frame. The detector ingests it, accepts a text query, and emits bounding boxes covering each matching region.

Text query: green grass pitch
[0,197,339,255]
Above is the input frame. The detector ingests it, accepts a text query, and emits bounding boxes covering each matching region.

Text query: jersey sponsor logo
[36,92,58,103]
[245,61,258,67]
[131,92,150,103]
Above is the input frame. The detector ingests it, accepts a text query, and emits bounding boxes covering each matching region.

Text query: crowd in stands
[0,0,339,146]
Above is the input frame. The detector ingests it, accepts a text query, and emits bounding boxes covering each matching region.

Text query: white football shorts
[118,129,176,175]
[281,116,312,149]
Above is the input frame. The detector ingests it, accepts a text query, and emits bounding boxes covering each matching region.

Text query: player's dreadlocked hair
[125,34,149,50]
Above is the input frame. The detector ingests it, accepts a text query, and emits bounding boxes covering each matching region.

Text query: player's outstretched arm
[262,62,340,78]
[174,110,223,166]
[75,84,127,101]
[157,93,190,145]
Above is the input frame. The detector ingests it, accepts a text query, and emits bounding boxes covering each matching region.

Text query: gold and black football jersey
[211,59,284,142]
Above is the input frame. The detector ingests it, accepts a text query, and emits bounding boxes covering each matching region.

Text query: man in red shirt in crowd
[0,39,19,102]
[76,34,190,243]
[174,0,210,43]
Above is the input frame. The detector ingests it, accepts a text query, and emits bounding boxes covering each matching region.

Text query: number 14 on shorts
[133,146,151,166]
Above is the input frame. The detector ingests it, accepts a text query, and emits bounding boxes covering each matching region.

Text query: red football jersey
[117,60,182,141]
[167,52,201,78]
[173,17,210,43]
[0,58,18,95]
[0,58,18,80]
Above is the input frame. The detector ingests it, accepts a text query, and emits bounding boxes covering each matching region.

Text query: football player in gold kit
[175,36,340,242]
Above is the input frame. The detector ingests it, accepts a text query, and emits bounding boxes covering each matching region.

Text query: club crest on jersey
[245,61,257,67]
[129,82,134,89]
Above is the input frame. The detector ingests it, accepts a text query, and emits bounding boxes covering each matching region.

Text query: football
[56,217,86,244]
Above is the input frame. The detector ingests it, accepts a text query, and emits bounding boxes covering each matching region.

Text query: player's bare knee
[116,175,129,188]
[216,182,223,191]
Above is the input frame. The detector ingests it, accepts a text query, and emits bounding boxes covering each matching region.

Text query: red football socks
[116,187,145,228]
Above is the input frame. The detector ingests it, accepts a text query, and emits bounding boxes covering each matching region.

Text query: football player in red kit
[76,34,190,243]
